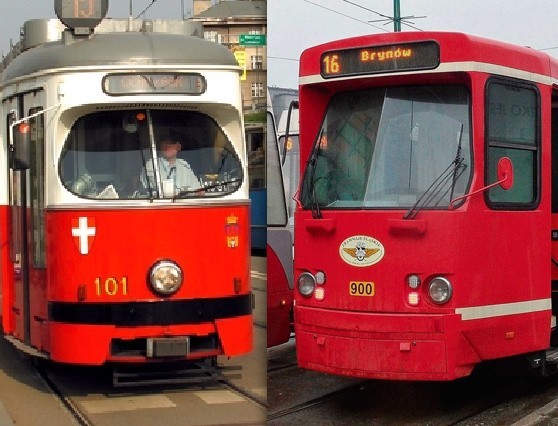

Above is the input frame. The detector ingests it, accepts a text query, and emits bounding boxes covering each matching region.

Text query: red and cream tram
[0,0,252,370]
[293,31,558,380]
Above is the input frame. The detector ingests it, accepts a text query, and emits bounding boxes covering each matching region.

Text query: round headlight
[428,277,452,304]
[298,272,316,297]
[315,271,326,285]
[149,260,183,295]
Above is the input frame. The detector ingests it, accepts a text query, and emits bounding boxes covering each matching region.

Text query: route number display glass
[321,40,440,78]
[54,0,109,31]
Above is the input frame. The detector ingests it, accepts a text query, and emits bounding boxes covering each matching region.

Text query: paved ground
[0,326,78,426]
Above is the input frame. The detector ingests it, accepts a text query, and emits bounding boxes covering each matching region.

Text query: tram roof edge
[23,18,204,49]
[1,18,205,74]
[1,31,239,85]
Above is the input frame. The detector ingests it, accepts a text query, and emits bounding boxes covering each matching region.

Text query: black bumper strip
[48,294,252,326]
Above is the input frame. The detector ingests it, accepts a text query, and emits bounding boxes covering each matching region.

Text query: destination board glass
[320,40,440,78]
[103,73,206,96]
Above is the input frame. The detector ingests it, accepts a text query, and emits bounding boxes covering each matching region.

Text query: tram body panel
[41,205,251,364]
[46,206,250,302]
[293,31,555,380]
[267,228,293,347]
[295,209,550,380]
[0,206,10,330]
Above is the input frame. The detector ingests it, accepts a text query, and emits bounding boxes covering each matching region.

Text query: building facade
[191,0,267,115]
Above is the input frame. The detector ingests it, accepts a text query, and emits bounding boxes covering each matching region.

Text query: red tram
[0,1,252,370]
[293,31,558,380]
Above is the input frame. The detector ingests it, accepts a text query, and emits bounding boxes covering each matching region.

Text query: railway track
[267,381,365,423]
[33,357,267,426]
[268,342,558,425]
[221,377,268,408]
[267,361,297,374]
[36,360,93,426]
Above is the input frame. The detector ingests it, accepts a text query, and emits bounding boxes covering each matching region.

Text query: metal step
[112,359,241,388]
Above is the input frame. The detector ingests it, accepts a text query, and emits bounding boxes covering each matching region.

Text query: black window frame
[484,77,541,210]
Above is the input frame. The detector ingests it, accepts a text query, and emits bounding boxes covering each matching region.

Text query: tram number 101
[349,281,375,297]
[95,277,128,297]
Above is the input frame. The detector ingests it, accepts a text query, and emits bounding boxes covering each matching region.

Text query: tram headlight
[149,260,183,296]
[298,272,316,297]
[428,277,453,304]
[407,274,421,289]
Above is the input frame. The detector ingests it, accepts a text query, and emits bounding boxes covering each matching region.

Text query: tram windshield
[60,110,243,200]
[301,86,471,210]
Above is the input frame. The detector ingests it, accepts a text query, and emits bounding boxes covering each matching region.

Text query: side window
[30,107,46,268]
[247,127,265,191]
[486,80,539,207]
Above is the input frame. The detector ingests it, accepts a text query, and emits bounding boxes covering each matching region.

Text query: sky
[268,0,558,89]
[5,1,558,91]
[0,0,196,56]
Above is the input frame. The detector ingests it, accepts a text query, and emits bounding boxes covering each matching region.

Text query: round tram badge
[339,235,385,267]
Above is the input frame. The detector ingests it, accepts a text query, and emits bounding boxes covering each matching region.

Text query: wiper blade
[403,157,466,220]
[404,124,466,220]
[176,177,240,196]
[306,128,324,219]
[311,179,322,219]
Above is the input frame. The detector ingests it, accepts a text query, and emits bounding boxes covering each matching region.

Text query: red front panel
[0,205,12,331]
[267,242,293,347]
[47,206,250,301]
[294,206,551,380]
[296,307,457,380]
[12,204,252,365]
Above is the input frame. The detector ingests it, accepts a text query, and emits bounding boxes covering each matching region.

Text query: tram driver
[140,130,202,196]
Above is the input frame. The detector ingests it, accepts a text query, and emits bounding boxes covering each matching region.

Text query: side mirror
[11,122,31,170]
[497,156,514,190]
[449,156,514,209]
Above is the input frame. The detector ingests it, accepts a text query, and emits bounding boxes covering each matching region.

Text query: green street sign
[239,34,266,46]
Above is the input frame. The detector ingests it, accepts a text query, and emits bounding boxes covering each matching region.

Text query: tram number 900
[349,281,375,297]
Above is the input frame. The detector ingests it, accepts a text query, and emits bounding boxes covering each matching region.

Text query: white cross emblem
[71,217,96,255]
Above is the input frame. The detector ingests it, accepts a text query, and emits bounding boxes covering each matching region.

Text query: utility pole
[393,0,401,32]
[369,0,424,32]
[128,0,133,31]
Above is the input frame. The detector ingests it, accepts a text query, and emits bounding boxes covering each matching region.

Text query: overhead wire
[270,0,426,65]
[135,0,160,19]
[268,56,299,62]
[340,0,392,19]
[300,0,391,33]
[340,0,424,31]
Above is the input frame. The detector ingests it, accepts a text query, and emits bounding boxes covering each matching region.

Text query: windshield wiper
[305,128,324,219]
[449,124,464,201]
[403,125,467,220]
[403,157,466,220]
[176,177,240,196]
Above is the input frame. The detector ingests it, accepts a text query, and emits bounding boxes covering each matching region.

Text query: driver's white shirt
[141,157,201,191]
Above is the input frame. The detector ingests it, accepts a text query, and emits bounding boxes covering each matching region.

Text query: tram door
[8,91,47,351]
